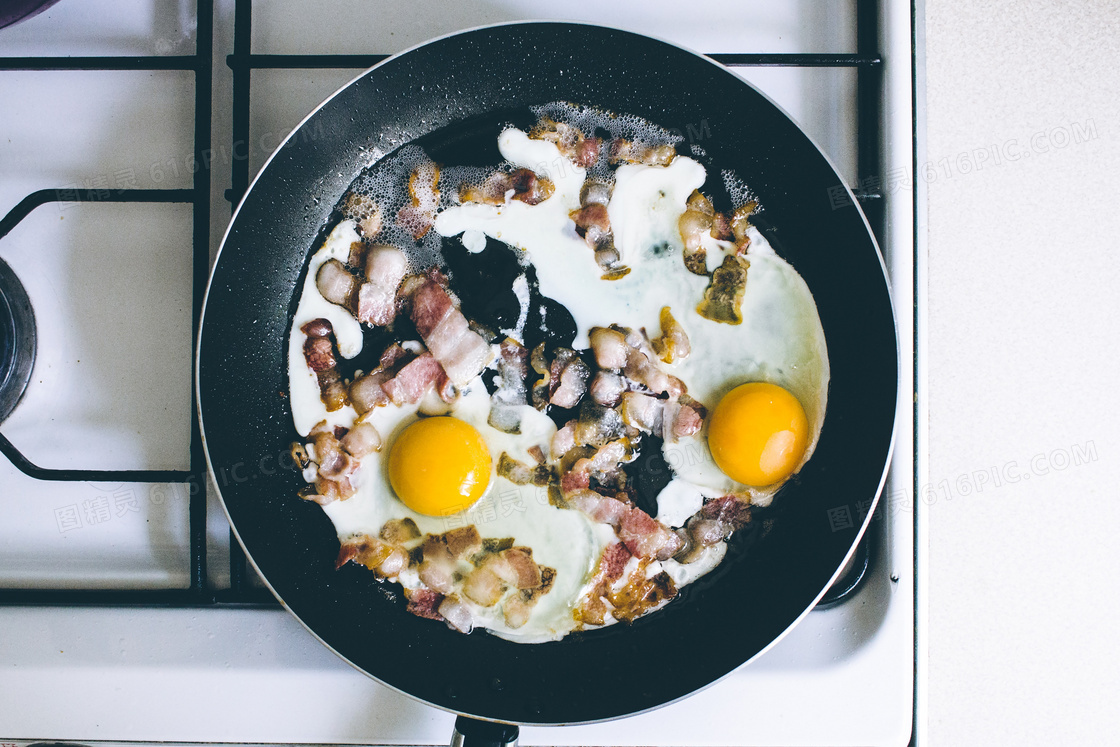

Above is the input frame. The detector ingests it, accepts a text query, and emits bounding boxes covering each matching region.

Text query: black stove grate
[0,0,881,608]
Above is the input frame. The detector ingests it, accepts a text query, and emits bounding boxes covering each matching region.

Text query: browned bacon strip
[409,276,492,386]
[301,319,348,411]
[380,352,445,406]
[354,245,408,326]
[406,588,445,621]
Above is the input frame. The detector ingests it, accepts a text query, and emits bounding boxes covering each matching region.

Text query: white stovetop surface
[0,0,916,744]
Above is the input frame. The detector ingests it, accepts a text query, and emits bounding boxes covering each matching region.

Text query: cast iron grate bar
[229,52,882,70]
[0,56,201,71]
[0,0,216,605]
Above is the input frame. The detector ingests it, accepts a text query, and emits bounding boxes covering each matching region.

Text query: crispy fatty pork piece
[409,273,493,386]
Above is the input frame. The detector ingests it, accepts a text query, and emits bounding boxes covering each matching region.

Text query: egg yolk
[388,416,492,516]
[707,382,809,487]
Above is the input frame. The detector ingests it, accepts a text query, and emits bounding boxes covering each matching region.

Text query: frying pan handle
[451,715,520,747]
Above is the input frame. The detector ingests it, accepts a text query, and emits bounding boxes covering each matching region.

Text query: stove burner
[0,258,36,422]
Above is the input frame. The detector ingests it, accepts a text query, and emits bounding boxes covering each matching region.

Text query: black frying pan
[197,22,897,730]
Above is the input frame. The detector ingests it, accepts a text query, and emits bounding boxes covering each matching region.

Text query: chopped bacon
[340,421,381,457]
[485,547,542,590]
[438,594,474,633]
[697,254,749,325]
[572,439,627,478]
[560,470,590,496]
[670,402,703,440]
[589,326,629,369]
[405,588,445,621]
[302,335,335,373]
[442,525,483,558]
[311,429,357,479]
[551,421,576,460]
[619,506,683,560]
[619,391,664,434]
[396,161,440,239]
[498,453,551,486]
[300,319,348,411]
[459,168,554,206]
[699,495,752,529]
[380,517,420,544]
[462,566,504,607]
[489,338,529,433]
[649,307,690,364]
[567,489,629,527]
[349,371,391,413]
[607,138,676,166]
[599,542,632,583]
[573,137,602,167]
[354,244,408,326]
[409,276,492,386]
[316,259,359,307]
[380,352,445,405]
[549,351,590,409]
[335,534,405,575]
[589,371,625,407]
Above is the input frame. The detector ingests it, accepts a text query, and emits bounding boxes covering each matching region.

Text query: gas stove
[0,1,918,744]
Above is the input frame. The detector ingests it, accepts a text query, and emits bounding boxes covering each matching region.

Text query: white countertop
[923,0,1120,744]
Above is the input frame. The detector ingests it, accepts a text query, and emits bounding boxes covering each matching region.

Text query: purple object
[0,0,62,30]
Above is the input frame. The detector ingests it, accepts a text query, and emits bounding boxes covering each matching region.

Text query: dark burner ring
[0,258,36,422]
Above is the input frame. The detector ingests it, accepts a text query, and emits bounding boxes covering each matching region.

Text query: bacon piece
[551,421,576,460]
[459,168,554,206]
[349,372,390,412]
[567,489,629,527]
[729,201,758,248]
[380,352,445,405]
[489,338,529,433]
[380,517,420,545]
[649,307,690,363]
[354,245,408,326]
[300,319,348,411]
[549,351,590,409]
[405,588,445,621]
[438,594,474,633]
[572,439,627,479]
[335,535,406,575]
[573,401,625,448]
[316,259,359,307]
[342,192,383,239]
[607,138,676,166]
[396,161,440,239]
[560,470,590,496]
[442,525,483,558]
[697,254,749,325]
[573,137,602,167]
[484,547,542,590]
[497,453,551,487]
[462,566,504,607]
[599,542,633,583]
[502,566,556,629]
[619,392,665,435]
[409,276,492,386]
[670,402,703,440]
[619,506,682,560]
[340,421,381,457]
[589,371,625,407]
[589,327,629,370]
